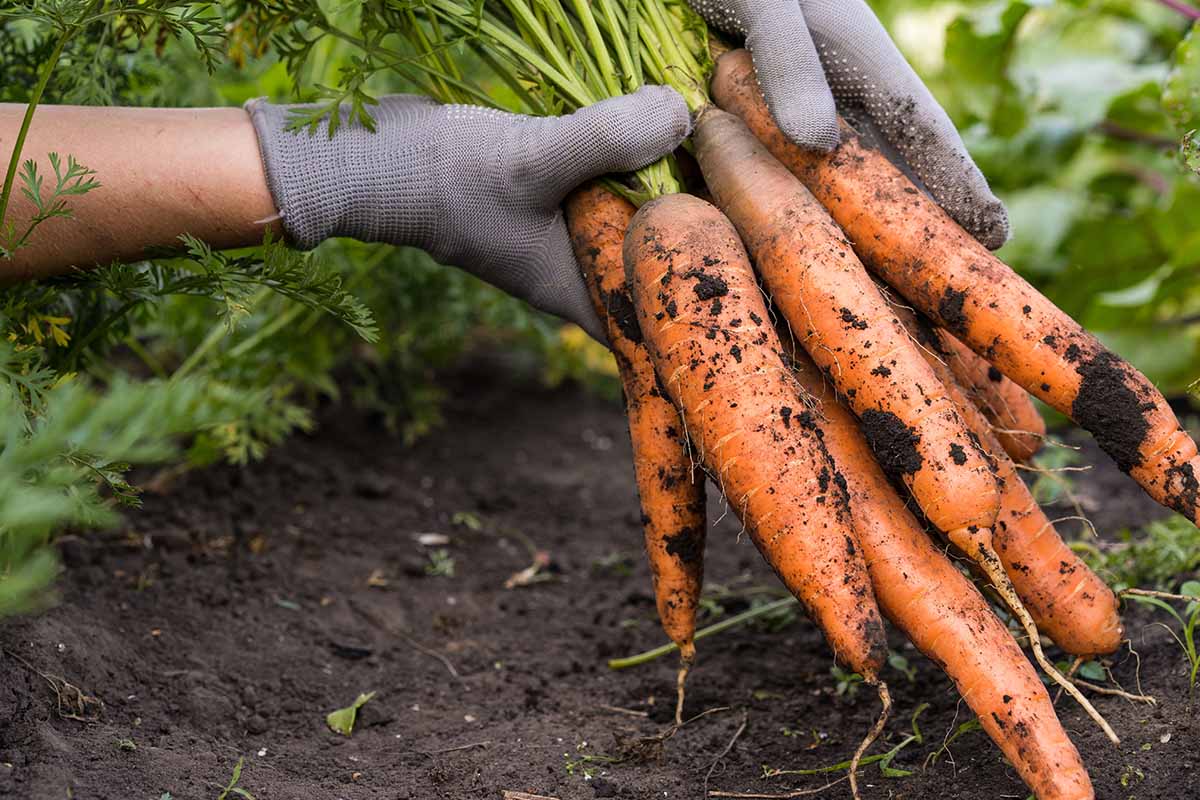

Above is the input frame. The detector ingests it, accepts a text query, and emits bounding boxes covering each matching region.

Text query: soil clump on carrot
[859,409,924,481]
[1069,349,1151,474]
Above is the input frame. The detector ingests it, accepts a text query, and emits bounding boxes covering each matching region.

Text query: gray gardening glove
[690,0,1009,249]
[246,88,692,341]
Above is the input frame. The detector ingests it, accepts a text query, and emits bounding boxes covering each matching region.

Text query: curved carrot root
[849,683,890,800]
[691,107,1000,543]
[886,297,1123,656]
[567,185,706,722]
[939,332,1046,462]
[787,351,1095,800]
[713,48,1200,524]
[625,193,886,680]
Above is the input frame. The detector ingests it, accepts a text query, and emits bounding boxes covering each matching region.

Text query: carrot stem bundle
[566,184,706,724]
[712,48,1200,525]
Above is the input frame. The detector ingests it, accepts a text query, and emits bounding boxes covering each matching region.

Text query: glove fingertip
[576,309,609,346]
[530,225,610,344]
[540,284,608,345]
[630,85,694,154]
[776,106,840,153]
[969,198,1011,251]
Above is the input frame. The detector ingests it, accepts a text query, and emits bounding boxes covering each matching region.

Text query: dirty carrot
[939,331,1046,462]
[712,48,1200,525]
[886,296,1123,657]
[623,192,887,683]
[692,107,1000,546]
[785,348,1095,800]
[566,184,706,724]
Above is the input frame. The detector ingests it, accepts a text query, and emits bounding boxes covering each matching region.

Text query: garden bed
[1,363,1197,800]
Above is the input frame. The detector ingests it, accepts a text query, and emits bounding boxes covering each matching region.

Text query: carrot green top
[398,0,712,204]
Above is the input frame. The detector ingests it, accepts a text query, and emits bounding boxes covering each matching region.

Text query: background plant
[0,0,608,613]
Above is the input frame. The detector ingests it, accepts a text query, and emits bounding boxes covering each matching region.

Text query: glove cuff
[246,99,341,250]
[246,97,444,251]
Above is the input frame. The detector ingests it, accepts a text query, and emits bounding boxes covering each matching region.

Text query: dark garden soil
[2,361,1198,800]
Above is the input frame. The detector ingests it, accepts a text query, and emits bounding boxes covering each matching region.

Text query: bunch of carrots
[392,3,1200,798]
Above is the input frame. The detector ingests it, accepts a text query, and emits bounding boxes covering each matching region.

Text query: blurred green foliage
[877,0,1200,390]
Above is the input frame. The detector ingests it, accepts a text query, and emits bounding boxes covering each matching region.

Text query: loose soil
[2,362,1197,800]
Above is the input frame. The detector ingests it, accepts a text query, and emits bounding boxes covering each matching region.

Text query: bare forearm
[0,104,282,281]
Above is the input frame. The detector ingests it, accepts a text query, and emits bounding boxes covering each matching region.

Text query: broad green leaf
[1149,180,1200,256]
[943,0,1032,130]
[1098,267,1169,307]
[1094,329,1200,389]
[1106,81,1176,138]
[966,115,1085,189]
[995,186,1083,275]
[1164,21,1200,133]
[1182,130,1200,176]
[326,691,376,736]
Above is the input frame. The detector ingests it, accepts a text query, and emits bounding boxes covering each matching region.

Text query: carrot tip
[849,682,891,800]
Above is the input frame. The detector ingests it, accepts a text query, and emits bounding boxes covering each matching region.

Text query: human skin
[0,104,281,281]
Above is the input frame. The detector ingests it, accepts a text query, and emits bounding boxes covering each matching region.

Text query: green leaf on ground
[326,691,376,736]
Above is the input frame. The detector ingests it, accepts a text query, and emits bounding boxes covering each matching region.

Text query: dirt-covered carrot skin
[565,184,706,662]
[887,300,1123,656]
[624,193,886,678]
[712,48,1200,524]
[692,108,1000,543]
[785,348,1094,800]
[940,332,1045,462]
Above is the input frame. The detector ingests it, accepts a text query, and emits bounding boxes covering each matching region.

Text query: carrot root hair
[849,682,892,800]
[676,640,696,726]
[975,544,1121,746]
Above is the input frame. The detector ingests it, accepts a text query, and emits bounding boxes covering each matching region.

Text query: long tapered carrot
[565,184,706,723]
[712,48,1200,524]
[691,107,1000,551]
[884,294,1123,656]
[784,347,1094,800]
[939,332,1046,462]
[624,192,887,681]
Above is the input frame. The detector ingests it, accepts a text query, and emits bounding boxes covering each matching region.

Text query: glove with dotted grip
[688,0,1009,249]
[246,87,692,341]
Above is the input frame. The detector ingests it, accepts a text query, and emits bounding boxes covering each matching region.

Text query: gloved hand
[246,88,692,341]
[688,0,1009,249]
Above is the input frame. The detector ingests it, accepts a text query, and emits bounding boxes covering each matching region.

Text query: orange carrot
[566,185,706,722]
[939,331,1046,462]
[713,48,1200,524]
[885,296,1123,656]
[691,107,1000,551]
[623,192,887,681]
[784,347,1094,800]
